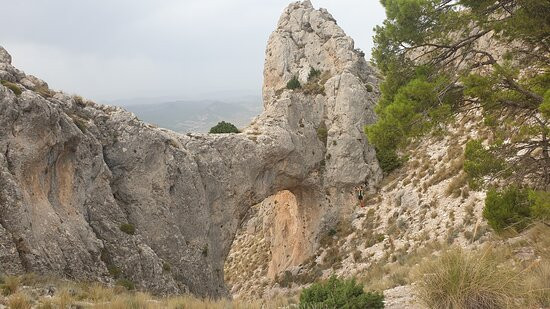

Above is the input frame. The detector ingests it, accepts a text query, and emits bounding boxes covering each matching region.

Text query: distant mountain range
[122,96,262,133]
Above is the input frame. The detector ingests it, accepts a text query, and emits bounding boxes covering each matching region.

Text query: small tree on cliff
[209,121,240,134]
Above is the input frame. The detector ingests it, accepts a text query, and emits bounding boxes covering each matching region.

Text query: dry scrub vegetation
[0,274,297,309]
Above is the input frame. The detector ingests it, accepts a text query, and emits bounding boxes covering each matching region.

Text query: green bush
[483,187,531,233]
[299,276,384,309]
[120,223,136,235]
[483,187,550,234]
[209,121,240,134]
[464,140,505,188]
[308,67,321,81]
[286,76,301,90]
[374,147,403,174]
[1,80,22,96]
[317,125,328,145]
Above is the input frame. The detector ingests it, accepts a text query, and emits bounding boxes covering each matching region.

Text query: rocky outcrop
[0,0,380,297]
[225,112,492,299]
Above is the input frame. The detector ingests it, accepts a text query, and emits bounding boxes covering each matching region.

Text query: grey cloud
[0,0,385,102]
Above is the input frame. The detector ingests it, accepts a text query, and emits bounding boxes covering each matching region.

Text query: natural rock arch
[0,1,380,297]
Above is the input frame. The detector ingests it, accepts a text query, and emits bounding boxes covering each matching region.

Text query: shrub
[464,140,505,188]
[1,80,22,96]
[163,262,171,272]
[300,276,384,309]
[317,125,328,145]
[209,121,240,134]
[302,82,325,95]
[308,67,321,81]
[415,247,521,309]
[302,68,328,96]
[120,223,136,235]
[483,187,532,233]
[286,76,301,90]
[374,147,403,174]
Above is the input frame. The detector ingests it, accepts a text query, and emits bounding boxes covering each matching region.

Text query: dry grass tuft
[415,247,522,309]
[1,275,21,296]
[525,260,550,308]
[8,292,32,309]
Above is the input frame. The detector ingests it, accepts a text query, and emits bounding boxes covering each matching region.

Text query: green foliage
[366,75,452,173]
[162,262,171,272]
[529,190,550,223]
[286,76,301,90]
[208,121,240,134]
[116,279,135,291]
[308,67,321,81]
[120,223,136,235]
[302,68,328,96]
[463,140,505,188]
[1,80,22,96]
[299,276,384,309]
[483,187,532,233]
[317,125,328,145]
[374,147,403,174]
[369,0,549,186]
[483,187,550,234]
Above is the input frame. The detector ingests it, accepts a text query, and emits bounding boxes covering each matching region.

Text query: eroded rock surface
[0,0,380,297]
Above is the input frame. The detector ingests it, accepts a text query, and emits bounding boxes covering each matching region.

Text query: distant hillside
[123,97,262,133]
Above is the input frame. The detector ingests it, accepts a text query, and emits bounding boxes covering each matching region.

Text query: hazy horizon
[0,0,385,103]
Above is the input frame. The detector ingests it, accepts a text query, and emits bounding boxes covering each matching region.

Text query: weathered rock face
[0,0,380,297]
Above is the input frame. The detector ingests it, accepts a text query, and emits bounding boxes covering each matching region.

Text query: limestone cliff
[0,0,380,297]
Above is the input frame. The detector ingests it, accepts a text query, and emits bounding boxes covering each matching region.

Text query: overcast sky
[0,1,385,103]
